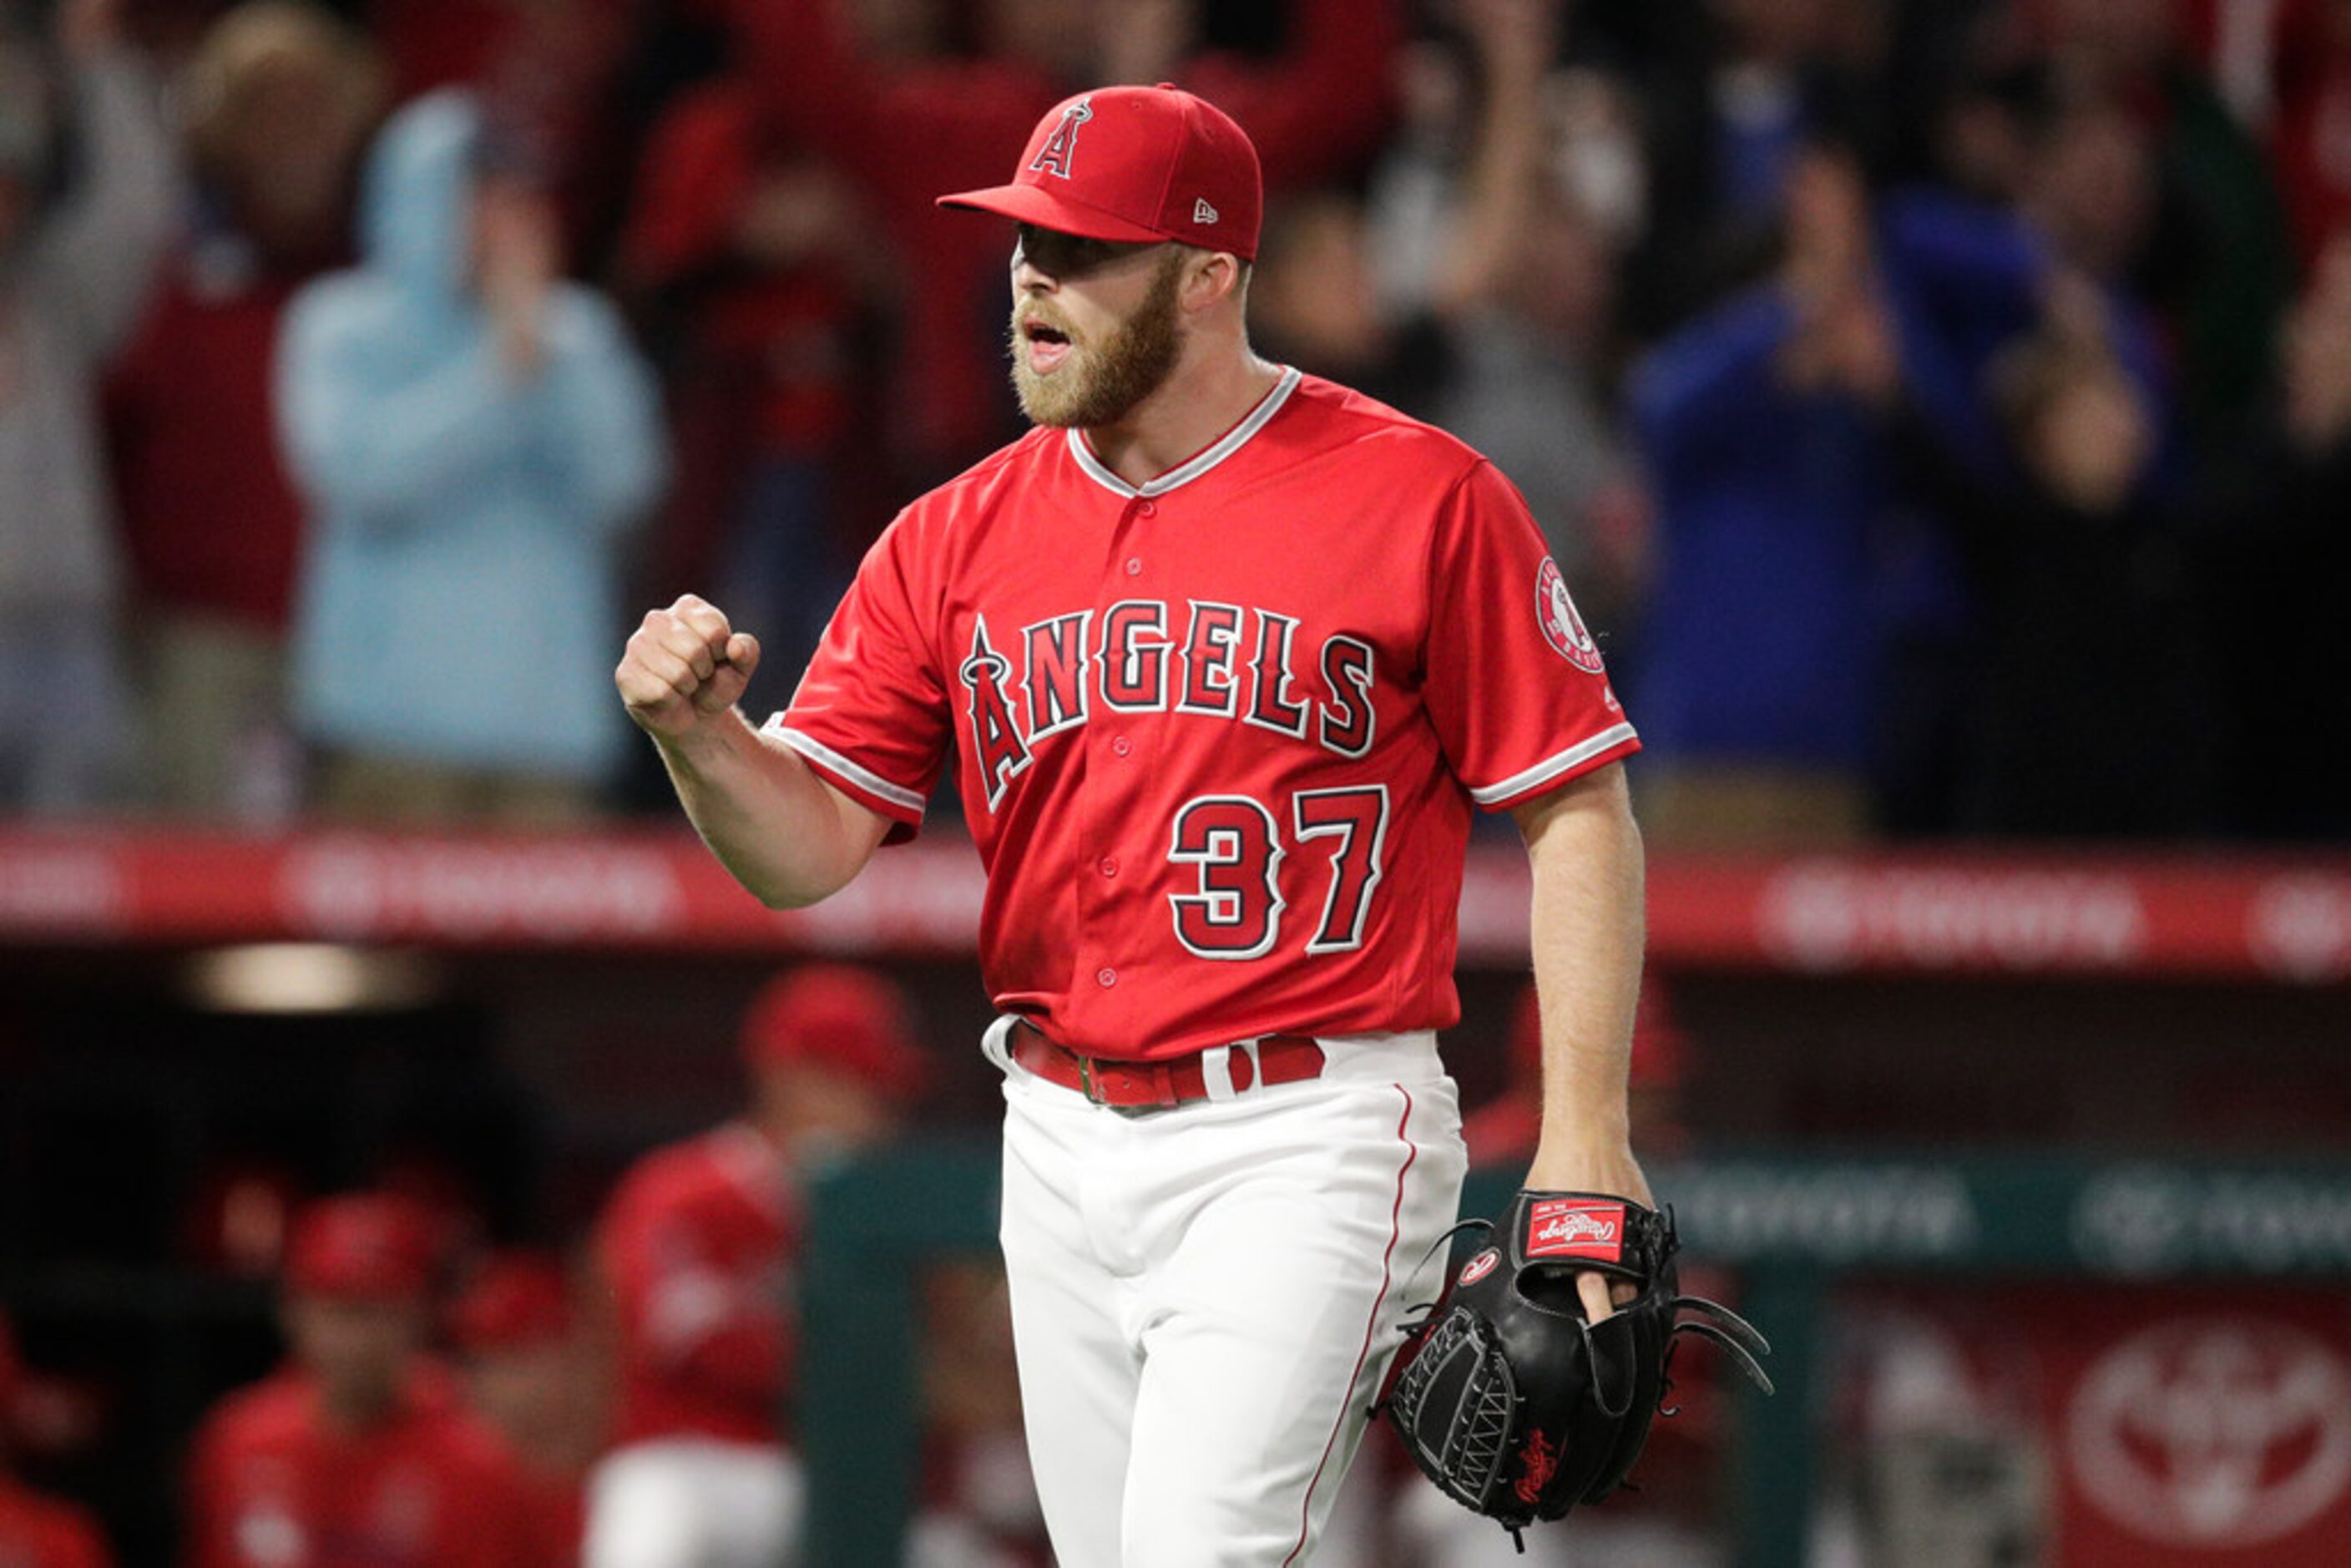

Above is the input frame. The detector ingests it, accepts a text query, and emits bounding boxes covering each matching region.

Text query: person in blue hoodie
[279,91,666,822]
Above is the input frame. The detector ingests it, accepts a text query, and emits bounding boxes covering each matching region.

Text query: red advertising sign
[1836,1284,2351,1565]
[2,828,2347,980]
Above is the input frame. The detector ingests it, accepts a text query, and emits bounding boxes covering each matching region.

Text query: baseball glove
[1379,1191,1772,1545]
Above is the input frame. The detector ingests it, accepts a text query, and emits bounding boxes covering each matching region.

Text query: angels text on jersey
[958,598,1378,812]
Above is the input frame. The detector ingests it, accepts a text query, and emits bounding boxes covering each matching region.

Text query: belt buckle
[1077,1052,1104,1105]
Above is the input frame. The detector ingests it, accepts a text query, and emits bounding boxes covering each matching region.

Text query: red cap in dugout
[450,1252,574,1351]
[938,83,1263,260]
[741,963,928,1100]
[282,1193,439,1301]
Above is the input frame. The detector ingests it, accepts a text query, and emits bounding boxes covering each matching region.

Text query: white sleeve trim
[1467,723,1640,806]
[767,721,928,815]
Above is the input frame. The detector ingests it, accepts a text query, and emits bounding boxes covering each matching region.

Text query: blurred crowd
[3,0,2348,842]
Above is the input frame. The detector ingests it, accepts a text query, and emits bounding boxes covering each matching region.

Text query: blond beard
[1009,251,1187,429]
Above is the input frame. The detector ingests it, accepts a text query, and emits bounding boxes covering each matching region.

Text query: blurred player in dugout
[450,1250,607,1561]
[182,1191,559,1565]
[0,1308,112,1566]
[586,963,927,1568]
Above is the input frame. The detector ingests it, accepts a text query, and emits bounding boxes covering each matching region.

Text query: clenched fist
[617,594,763,740]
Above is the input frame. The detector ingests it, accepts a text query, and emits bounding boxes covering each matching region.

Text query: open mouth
[1022,317,1074,372]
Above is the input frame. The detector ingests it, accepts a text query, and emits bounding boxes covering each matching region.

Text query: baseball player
[181,1193,550,1567]
[616,83,1650,1565]
[584,964,926,1568]
[450,1252,601,1561]
[0,1310,113,1567]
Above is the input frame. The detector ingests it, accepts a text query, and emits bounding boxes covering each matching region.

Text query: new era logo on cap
[937,83,1263,260]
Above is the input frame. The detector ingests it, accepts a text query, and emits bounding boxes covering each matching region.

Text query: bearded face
[1009,246,1188,429]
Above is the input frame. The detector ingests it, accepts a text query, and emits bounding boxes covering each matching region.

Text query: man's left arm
[1511,758,1650,1321]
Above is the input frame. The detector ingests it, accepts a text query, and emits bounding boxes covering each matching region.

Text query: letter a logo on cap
[1029,99,1094,180]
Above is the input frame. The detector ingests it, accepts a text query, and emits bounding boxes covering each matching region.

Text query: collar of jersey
[1066,365,1302,499]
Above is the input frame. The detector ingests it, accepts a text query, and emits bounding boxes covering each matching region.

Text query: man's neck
[1082,344,1284,490]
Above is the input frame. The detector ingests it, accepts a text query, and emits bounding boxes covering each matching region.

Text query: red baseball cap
[283,1193,439,1301]
[741,964,928,1100]
[938,83,1263,261]
[450,1252,574,1352]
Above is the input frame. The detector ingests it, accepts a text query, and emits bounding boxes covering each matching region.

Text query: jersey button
[1138,499,1157,517]
[1099,857,1119,878]
[1111,735,1132,757]
[1096,967,1118,988]
[1125,556,1143,576]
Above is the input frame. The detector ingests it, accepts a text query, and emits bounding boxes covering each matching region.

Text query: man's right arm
[617,594,889,908]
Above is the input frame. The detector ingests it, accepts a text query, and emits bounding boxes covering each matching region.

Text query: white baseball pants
[987,1020,1469,1566]
[581,1437,802,1568]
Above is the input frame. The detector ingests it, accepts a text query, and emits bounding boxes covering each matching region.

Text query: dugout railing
[798,1149,2351,1565]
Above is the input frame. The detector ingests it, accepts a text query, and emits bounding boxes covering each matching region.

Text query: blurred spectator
[0,1312,113,1568]
[1863,104,2182,829]
[1914,35,2043,210]
[2273,0,2351,267]
[276,89,666,824]
[1251,190,1446,415]
[2021,95,2159,291]
[182,1192,551,1566]
[1625,0,1888,331]
[106,1,382,822]
[0,0,173,815]
[585,964,926,1568]
[1895,313,2223,837]
[1883,94,2180,475]
[1624,147,1897,847]
[617,79,879,686]
[1362,0,1651,640]
[731,0,1407,488]
[451,1251,604,1561]
[2035,0,2292,448]
[2202,230,2351,838]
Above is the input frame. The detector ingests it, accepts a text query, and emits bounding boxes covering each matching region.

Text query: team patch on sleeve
[1535,558,1605,675]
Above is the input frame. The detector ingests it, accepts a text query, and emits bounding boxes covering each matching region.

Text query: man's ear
[1181,249,1246,315]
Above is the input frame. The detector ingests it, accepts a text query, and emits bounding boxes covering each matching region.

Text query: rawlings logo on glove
[1378,1191,1773,1546]
[1524,1199,1625,1262]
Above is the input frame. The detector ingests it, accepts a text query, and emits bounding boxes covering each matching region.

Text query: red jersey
[182,1368,544,1568]
[107,257,312,630]
[776,371,1637,1060]
[0,1478,111,1568]
[594,1124,796,1449]
[619,82,863,458]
